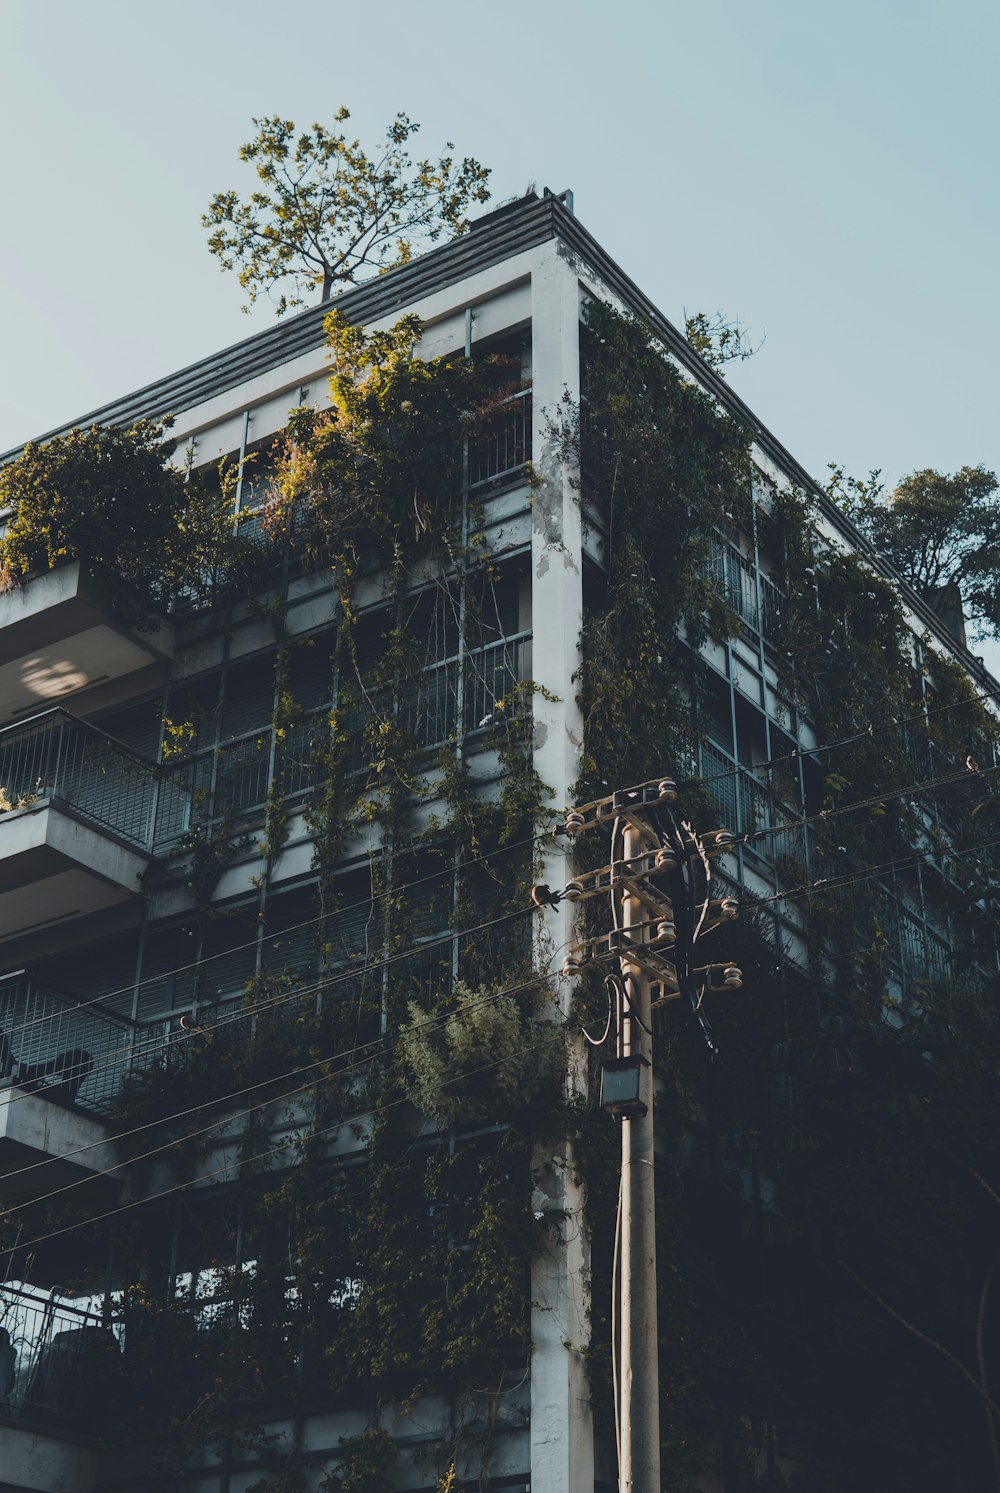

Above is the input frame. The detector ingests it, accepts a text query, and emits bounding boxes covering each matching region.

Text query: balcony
[0,971,139,1196]
[0,560,174,725]
[468,389,531,491]
[702,537,787,645]
[0,710,158,944]
[0,1282,118,1492]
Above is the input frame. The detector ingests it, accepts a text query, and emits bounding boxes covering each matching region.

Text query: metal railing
[701,744,810,874]
[703,537,787,646]
[403,632,533,750]
[0,709,158,849]
[0,1283,121,1429]
[469,390,532,489]
[0,970,139,1115]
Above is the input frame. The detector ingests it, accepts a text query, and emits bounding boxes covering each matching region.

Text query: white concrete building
[0,189,994,1493]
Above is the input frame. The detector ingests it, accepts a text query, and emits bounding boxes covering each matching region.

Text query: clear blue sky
[2,0,997,502]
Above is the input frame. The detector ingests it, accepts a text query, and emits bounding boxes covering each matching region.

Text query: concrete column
[528,241,595,1493]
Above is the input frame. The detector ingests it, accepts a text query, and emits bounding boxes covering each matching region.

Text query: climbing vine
[0,419,263,626]
[5,298,1000,1493]
[0,308,557,1490]
[571,300,1000,1492]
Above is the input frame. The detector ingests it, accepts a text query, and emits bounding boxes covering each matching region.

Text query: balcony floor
[0,801,149,945]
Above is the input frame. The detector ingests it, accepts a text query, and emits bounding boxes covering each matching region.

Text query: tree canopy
[828,464,1000,640]
[0,421,262,623]
[203,108,491,315]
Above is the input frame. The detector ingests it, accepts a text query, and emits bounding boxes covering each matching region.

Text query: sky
[1,0,997,505]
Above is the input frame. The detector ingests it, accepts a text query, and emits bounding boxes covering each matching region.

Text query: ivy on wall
[0,310,556,1491]
[572,302,1000,1492]
[5,299,1000,1493]
[0,419,264,627]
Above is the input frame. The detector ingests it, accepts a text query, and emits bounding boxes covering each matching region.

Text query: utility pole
[618,807,660,1493]
[560,779,741,1493]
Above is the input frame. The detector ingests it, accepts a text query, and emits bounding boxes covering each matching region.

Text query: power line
[758,829,1000,916]
[0,963,567,1218]
[1,974,572,1259]
[687,673,1000,799]
[740,760,992,852]
[0,750,987,1090]
[5,685,996,1048]
[0,904,537,1121]
[1,822,559,1045]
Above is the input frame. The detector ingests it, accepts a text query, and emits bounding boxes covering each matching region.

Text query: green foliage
[274,309,515,574]
[8,307,553,1484]
[0,420,262,625]
[203,108,491,314]
[574,302,1000,1490]
[685,309,764,373]
[398,980,565,1128]
[321,1428,397,1493]
[568,298,752,795]
[828,461,1000,639]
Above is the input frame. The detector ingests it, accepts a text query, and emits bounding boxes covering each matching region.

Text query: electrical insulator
[700,829,735,858]
[656,919,676,942]
[655,847,680,873]
[707,897,739,922]
[657,779,679,803]
[697,962,743,991]
[564,811,587,834]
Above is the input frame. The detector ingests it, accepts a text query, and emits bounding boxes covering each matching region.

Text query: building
[1,190,998,1493]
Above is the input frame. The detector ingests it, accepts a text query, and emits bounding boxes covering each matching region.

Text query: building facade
[0,192,997,1493]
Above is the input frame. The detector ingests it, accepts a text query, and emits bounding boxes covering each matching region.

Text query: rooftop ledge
[0,561,174,725]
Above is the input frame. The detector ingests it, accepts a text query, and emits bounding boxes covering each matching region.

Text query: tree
[684,309,763,373]
[0,421,262,624]
[203,108,491,315]
[828,463,1000,640]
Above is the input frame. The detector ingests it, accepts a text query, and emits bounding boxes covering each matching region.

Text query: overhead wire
[0,961,571,1218]
[756,828,1000,917]
[3,976,575,1259]
[0,904,538,1121]
[4,748,993,1114]
[683,672,1000,800]
[5,693,997,1047]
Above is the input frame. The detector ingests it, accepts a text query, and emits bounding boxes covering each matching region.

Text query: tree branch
[839,1258,1000,1423]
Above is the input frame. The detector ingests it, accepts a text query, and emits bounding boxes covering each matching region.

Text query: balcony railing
[0,1282,121,1429]
[702,537,787,645]
[700,743,810,874]
[403,632,533,750]
[468,390,532,490]
[0,709,159,849]
[0,971,139,1115]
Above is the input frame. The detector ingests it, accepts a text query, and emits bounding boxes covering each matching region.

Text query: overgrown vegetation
[576,300,1000,1491]
[0,419,263,626]
[4,296,1000,1493]
[828,461,1000,641]
[204,108,491,313]
[0,309,552,1489]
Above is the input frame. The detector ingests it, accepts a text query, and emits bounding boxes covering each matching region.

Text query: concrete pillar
[528,240,595,1493]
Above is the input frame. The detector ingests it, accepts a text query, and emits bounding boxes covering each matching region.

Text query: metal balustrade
[0,1282,121,1428]
[155,634,534,819]
[705,538,759,630]
[702,537,787,645]
[469,390,532,489]
[0,970,138,1115]
[404,633,532,750]
[701,744,810,873]
[0,709,158,848]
